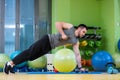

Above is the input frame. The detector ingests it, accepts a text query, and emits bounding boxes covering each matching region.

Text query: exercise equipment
[88,40,95,47]
[85,50,93,56]
[0,54,10,68]
[81,34,90,39]
[107,67,118,74]
[80,40,88,47]
[86,59,92,66]
[89,34,96,39]
[53,48,77,72]
[28,55,47,69]
[64,44,73,50]
[65,44,72,47]
[52,46,64,54]
[81,59,87,66]
[81,59,92,66]
[112,53,120,68]
[92,51,114,71]
[95,35,102,40]
[87,26,101,30]
[95,41,102,47]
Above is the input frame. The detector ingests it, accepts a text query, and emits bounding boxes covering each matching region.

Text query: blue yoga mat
[27,71,102,74]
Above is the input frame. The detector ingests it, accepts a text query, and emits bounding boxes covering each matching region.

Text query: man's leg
[4,34,51,74]
[4,49,30,74]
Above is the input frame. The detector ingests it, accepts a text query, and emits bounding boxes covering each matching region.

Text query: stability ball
[0,54,10,68]
[92,51,114,71]
[10,50,27,68]
[28,55,47,69]
[53,48,77,72]
[52,46,64,54]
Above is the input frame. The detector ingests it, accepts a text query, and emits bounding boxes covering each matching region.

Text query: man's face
[79,28,87,38]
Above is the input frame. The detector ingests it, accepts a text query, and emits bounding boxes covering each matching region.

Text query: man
[4,22,87,74]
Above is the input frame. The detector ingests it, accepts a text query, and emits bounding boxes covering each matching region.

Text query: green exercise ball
[28,55,47,69]
[112,53,120,68]
[0,54,10,68]
[53,48,77,72]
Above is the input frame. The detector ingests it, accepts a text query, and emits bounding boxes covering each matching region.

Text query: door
[0,0,51,55]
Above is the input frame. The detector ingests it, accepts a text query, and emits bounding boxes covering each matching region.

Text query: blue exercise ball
[10,50,27,68]
[118,39,120,51]
[92,51,114,71]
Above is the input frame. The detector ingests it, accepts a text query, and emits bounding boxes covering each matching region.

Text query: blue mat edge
[26,71,102,74]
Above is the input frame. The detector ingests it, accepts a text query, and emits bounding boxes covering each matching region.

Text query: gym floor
[0,72,120,80]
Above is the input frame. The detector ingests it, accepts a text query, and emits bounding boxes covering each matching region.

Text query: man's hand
[61,34,68,40]
[55,22,73,40]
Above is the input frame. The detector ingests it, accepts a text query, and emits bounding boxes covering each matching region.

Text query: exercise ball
[28,55,47,69]
[65,44,73,50]
[10,50,27,68]
[112,53,120,68]
[52,46,64,54]
[53,48,77,72]
[92,51,114,71]
[0,54,10,68]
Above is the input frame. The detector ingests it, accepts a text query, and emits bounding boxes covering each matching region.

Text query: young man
[4,22,87,74]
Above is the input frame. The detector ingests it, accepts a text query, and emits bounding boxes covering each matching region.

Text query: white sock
[7,62,13,67]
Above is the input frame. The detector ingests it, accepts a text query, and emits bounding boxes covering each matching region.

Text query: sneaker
[10,67,15,74]
[3,62,15,74]
[79,68,89,73]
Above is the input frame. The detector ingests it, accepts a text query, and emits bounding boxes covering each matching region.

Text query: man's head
[75,24,88,38]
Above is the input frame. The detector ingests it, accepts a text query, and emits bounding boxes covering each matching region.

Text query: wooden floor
[0,72,120,80]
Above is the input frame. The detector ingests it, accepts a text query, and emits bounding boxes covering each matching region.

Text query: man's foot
[3,62,15,74]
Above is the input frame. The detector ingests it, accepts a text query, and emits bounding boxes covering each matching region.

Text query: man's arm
[55,22,73,40]
[73,41,82,68]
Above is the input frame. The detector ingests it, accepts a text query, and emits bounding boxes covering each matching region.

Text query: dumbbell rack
[81,27,102,40]
[79,26,102,70]
[80,26,102,59]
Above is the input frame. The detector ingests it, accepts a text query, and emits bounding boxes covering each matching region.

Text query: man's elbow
[55,22,61,27]
[55,22,64,29]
